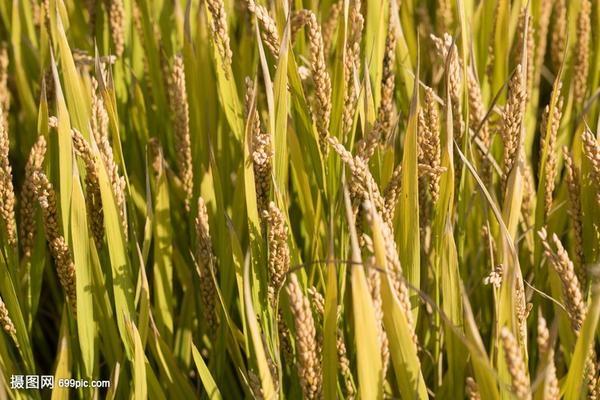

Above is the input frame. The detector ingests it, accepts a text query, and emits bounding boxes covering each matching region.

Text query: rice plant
[0,0,600,399]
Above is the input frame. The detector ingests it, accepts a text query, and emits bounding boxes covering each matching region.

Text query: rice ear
[500,327,531,400]
[32,171,77,314]
[286,273,322,400]
[171,55,193,212]
[108,0,125,57]
[0,106,16,246]
[206,0,233,78]
[573,0,591,108]
[0,296,16,337]
[291,9,332,155]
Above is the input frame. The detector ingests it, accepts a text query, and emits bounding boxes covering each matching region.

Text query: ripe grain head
[263,202,290,307]
[500,327,531,400]
[171,55,193,212]
[32,171,77,314]
[195,196,218,335]
[286,273,322,400]
[20,135,47,258]
[206,0,233,78]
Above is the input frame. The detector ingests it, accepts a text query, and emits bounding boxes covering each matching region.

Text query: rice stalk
[336,329,355,399]
[563,147,586,286]
[206,0,233,78]
[286,273,322,400]
[292,10,332,155]
[0,296,16,337]
[327,135,385,214]
[520,165,535,240]
[195,196,218,335]
[550,0,567,72]
[467,66,491,185]
[263,202,290,307]
[539,87,563,216]
[86,0,97,33]
[342,2,363,136]
[32,171,77,314]
[573,0,591,108]
[501,65,526,192]
[90,81,127,238]
[500,327,531,400]
[483,265,502,291]
[435,0,453,35]
[466,376,481,400]
[244,78,272,219]
[0,106,16,246]
[515,9,534,97]
[431,33,462,140]
[322,1,343,56]
[20,135,47,258]
[383,165,402,224]
[363,201,416,344]
[307,286,355,398]
[171,55,193,212]
[367,266,390,380]
[484,1,500,87]
[357,12,397,160]
[418,86,442,203]
[246,0,280,58]
[106,0,125,57]
[538,228,586,332]
[91,77,109,146]
[539,229,599,398]
[71,129,104,247]
[582,129,600,208]
[534,0,553,78]
[0,45,9,131]
[536,313,559,400]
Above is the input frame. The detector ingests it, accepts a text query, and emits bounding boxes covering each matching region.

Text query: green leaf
[368,202,427,400]
[192,344,223,400]
[463,290,501,400]
[49,54,73,242]
[271,21,290,202]
[0,257,35,372]
[342,187,382,399]
[398,55,420,318]
[51,307,71,400]
[53,10,91,139]
[365,0,389,106]
[152,162,174,341]
[70,169,96,378]
[95,146,135,345]
[322,259,338,399]
[9,2,36,117]
[125,320,147,400]
[202,3,244,144]
[563,282,600,399]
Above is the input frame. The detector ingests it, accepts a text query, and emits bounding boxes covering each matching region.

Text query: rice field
[0,0,600,399]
